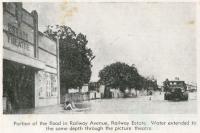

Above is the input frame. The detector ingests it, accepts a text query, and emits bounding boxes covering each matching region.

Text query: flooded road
[16,92,197,114]
[84,92,197,114]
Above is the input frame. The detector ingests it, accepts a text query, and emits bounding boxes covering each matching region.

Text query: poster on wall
[38,71,57,98]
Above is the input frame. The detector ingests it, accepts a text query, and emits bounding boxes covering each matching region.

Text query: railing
[64,92,90,103]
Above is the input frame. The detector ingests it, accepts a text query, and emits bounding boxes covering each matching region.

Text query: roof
[169,80,185,82]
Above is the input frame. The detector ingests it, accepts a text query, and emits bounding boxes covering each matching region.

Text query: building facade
[3,3,60,113]
[186,83,197,92]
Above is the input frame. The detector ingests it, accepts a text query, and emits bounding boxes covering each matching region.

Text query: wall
[99,85,105,98]
[35,32,59,107]
[3,2,60,110]
[81,84,89,93]
[110,88,124,98]
[64,93,90,103]
[3,3,37,112]
[38,32,57,70]
[3,3,35,58]
[68,88,79,93]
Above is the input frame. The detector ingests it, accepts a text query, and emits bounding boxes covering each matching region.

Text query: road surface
[84,92,197,114]
[15,92,197,114]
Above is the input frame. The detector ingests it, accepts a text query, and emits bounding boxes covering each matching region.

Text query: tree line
[44,25,158,93]
[44,25,95,92]
[99,62,158,92]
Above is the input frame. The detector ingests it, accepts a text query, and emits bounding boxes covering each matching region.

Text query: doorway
[3,60,35,113]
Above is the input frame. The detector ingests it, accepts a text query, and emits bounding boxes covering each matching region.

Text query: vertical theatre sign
[3,3,34,57]
[3,24,34,57]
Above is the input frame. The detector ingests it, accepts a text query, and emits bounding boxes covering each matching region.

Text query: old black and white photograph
[2,1,197,114]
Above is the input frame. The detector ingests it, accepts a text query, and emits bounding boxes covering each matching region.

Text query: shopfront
[3,3,60,113]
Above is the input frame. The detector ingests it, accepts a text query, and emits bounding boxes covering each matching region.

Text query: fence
[63,92,90,103]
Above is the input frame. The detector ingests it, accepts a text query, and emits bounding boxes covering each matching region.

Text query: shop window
[37,71,57,99]
[38,71,46,98]
[51,74,57,96]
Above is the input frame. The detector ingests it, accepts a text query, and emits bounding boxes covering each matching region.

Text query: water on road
[84,92,197,114]
[15,92,197,114]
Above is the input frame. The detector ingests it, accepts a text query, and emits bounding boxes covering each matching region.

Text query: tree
[44,25,95,91]
[98,62,140,92]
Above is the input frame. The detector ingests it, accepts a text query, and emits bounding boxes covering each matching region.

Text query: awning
[3,48,45,70]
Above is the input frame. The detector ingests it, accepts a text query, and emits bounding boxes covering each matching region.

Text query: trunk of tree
[135,89,137,97]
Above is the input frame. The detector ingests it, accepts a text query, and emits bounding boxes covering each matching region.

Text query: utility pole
[56,37,60,104]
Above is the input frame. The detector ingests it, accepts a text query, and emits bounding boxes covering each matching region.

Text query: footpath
[14,101,91,114]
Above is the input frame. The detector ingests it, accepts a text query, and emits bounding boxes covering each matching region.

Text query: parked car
[164,80,188,101]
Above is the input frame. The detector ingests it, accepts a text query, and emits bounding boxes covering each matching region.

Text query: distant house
[89,82,105,99]
[68,88,79,94]
[124,88,137,97]
[110,88,124,98]
[81,84,89,93]
[99,85,105,98]
[186,83,197,92]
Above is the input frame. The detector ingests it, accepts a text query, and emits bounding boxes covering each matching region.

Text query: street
[16,92,197,114]
[85,92,197,114]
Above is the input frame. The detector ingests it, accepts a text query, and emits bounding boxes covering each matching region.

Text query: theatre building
[3,3,60,113]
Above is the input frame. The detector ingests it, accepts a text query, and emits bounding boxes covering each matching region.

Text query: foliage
[88,82,100,91]
[163,78,170,92]
[138,76,158,90]
[99,62,158,92]
[44,25,95,90]
[98,62,140,92]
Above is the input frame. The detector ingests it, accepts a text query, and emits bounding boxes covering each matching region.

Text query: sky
[23,2,196,85]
